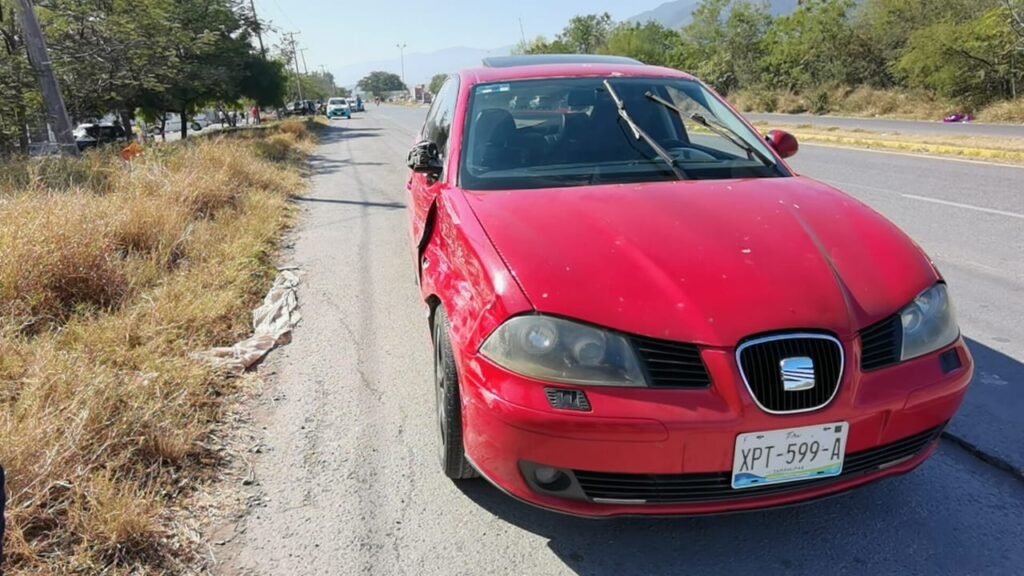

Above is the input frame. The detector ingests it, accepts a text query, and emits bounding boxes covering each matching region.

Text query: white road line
[823,179,895,195]
[822,179,1024,219]
[900,194,1024,219]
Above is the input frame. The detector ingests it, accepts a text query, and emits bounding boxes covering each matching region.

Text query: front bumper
[458,338,972,517]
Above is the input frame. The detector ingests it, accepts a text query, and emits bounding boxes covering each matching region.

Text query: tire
[433,307,478,480]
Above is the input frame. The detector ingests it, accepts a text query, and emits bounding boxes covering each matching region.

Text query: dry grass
[753,121,1024,165]
[977,98,1024,123]
[734,86,957,120]
[734,87,1024,124]
[0,119,315,573]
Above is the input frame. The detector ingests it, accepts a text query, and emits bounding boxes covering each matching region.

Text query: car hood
[464,177,938,347]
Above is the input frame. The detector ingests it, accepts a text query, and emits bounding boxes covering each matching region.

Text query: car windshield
[328,98,345,105]
[459,77,787,191]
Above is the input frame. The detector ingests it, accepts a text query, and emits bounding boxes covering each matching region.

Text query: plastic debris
[193,269,301,373]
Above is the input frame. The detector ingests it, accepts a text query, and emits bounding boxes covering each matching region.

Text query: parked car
[150,114,205,135]
[346,97,365,112]
[73,123,128,150]
[284,100,318,116]
[406,54,973,517]
[193,113,212,129]
[326,97,351,120]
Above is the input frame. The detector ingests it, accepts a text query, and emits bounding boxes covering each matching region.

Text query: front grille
[860,315,902,371]
[737,334,843,413]
[573,424,943,504]
[630,336,711,388]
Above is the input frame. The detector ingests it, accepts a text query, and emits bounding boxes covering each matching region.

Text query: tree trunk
[180,109,187,140]
[159,114,166,141]
[14,98,29,155]
[120,110,133,143]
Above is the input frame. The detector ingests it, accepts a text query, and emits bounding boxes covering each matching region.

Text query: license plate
[732,422,848,489]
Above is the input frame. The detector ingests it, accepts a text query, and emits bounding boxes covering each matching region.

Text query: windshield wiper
[644,91,776,169]
[603,80,686,181]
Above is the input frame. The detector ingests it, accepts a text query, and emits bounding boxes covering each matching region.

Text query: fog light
[533,466,571,491]
[545,388,591,411]
[535,467,561,484]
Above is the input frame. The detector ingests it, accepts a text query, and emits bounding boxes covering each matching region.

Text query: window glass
[433,78,459,154]
[424,76,459,152]
[459,77,785,191]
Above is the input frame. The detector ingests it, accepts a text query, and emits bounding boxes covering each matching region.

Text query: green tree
[853,0,991,87]
[357,70,406,97]
[761,0,860,91]
[556,12,614,53]
[428,73,448,95]
[515,35,572,55]
[601,22,682,67]
[36,0,180,124]
[154,0,256,138]
[239,56,288,109]
[897,4,1023,106]
[0,1,39,155]
[674,0,772,93]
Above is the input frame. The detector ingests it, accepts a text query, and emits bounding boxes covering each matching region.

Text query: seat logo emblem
[780,357,815,391]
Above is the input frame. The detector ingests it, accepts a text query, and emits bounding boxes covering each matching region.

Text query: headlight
[480,316,646,386]
[900,284,959,361]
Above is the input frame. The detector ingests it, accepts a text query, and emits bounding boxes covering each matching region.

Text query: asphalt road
[747,112,1024,139]
[222,106,1024,575]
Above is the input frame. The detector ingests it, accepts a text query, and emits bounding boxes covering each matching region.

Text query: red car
[406,55,972,517]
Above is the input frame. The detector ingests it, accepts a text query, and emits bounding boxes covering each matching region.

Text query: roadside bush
[978,98,1024,123]
[0,121,310,572]
[832,86,951,119]
[809,89,832,115]
[731,88,779,112]
[776,91,809,114]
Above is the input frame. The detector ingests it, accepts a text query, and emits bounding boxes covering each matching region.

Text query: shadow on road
[315,123,383,145]
[456,458,1021,574]
[306,154,386,176]
[949,338,1024,472]
[291,197,405,209]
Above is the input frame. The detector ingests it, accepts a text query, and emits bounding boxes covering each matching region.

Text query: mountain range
[627,0,800,29]
[337,0,801,89]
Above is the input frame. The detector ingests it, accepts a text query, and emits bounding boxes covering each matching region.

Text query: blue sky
[252,0,665,72]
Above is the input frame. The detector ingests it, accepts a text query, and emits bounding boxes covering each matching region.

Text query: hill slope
[627,0,800,29]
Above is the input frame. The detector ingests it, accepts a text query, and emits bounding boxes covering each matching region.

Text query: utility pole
[248,0,266,57]
[14,0,78,157]
[286,32,303,101]
[298,48,309,75]
[396,43,407,98]
[518,18,526,46]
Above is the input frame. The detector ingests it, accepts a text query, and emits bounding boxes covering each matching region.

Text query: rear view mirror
[567,89,596,108]
[407,140,442,180]
[766,130,799,159]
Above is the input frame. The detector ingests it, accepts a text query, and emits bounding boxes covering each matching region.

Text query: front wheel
[433,307,478,480]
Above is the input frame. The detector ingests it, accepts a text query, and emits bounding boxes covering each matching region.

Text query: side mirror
[766,130,798,159]
[407,140,442,180]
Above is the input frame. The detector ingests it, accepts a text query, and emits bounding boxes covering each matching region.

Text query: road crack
[940,432,1024,484]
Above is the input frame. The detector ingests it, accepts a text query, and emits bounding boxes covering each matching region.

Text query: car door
[408,75,459,251]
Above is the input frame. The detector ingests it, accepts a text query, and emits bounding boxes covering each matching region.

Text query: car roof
[460,54,695,85]
[481,54,642,68]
